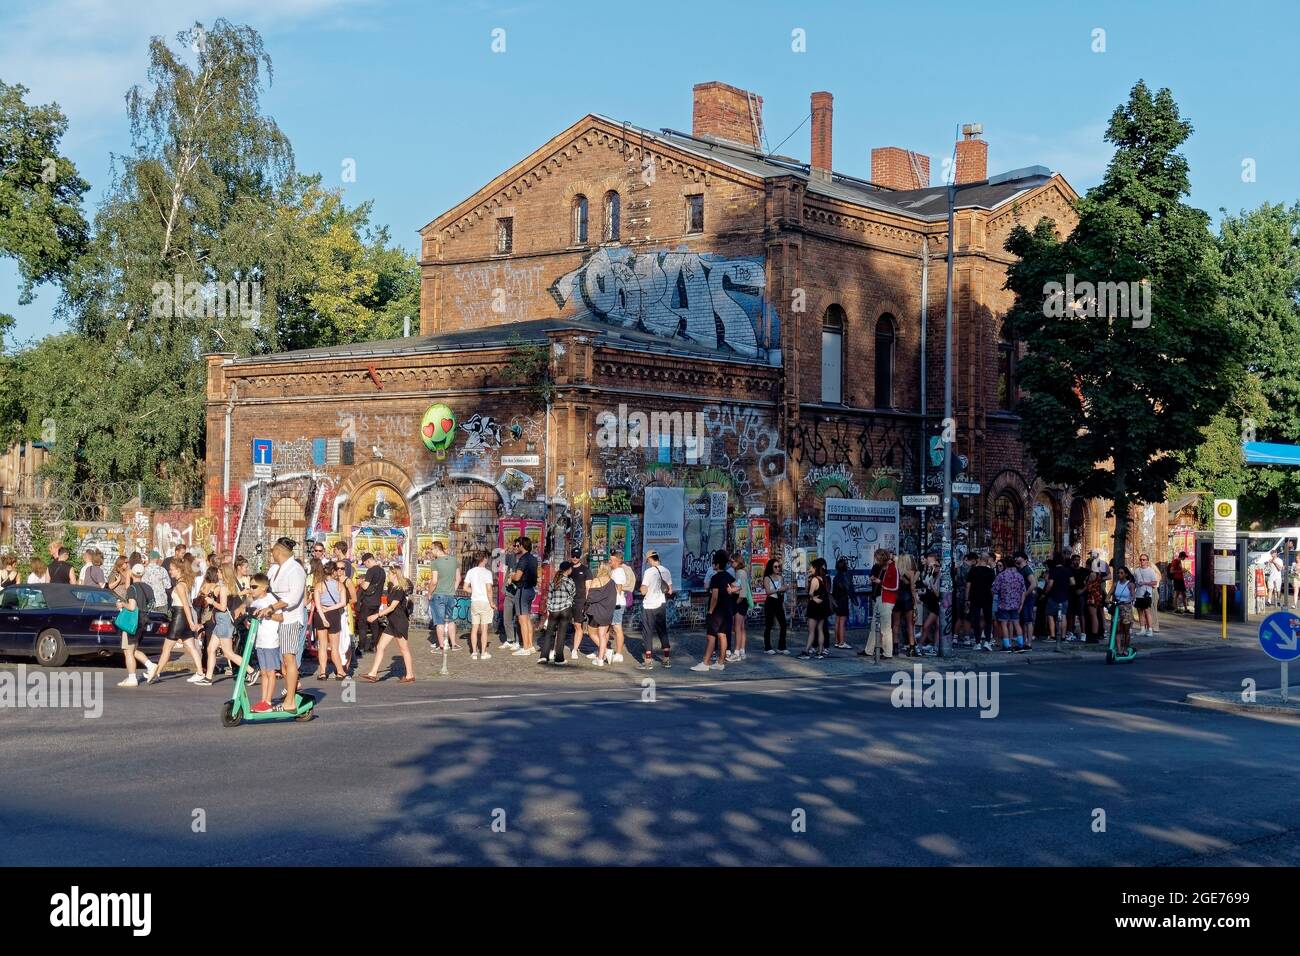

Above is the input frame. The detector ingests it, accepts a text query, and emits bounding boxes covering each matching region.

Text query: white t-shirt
[27,572,48,584]
[1132,565,1158,598]
[268,558,307,627]
[642,565,671,610]
[251,595,280,648]
[612,565,636,606]
[464,565,493,604]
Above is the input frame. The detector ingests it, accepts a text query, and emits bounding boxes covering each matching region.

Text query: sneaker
[817,651,829,659]
[612,653,624,663]
[186,672,205,683]
[779,649,791,655]
[976,642,990,652]
[661,657,671,668]
[604,648,614,663]
[765,649,776,655]
[690,662,711,672]
[251,700,273,714]
[479,652,491,660]
[194,677,213,686]
[834,643,851,650]
[512,647,533,656]
[638,660,653,670]
[591,658,606,667]
[536,657,548,665]
[710,663,726,671]
[471,653,480,660]
[552,658,566,665]
[587,652,598,661]
[798,651,813,659]
[116,675,139,688]
[143,661,158,682]
[725,651,739,663]
[245,669,258,685]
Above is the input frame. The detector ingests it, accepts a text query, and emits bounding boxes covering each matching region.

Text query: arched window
[572,195,589,244]
[991,492,1022,558]
[997,321,1016,410]
[603,191,621,241]
[821,305,845,404]
[874,314,895,409]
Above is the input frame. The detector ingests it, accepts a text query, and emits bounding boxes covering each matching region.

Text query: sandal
[333,673,347,681]
[360,674,380,682]
[398,676,415,683]
[315,671,328,680]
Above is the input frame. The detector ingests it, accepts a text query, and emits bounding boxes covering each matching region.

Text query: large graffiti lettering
[789,417,916,474]
[550,246,773,358]
[451,261,545,326]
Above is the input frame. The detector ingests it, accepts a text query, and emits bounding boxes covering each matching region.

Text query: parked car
[0,583,171,666]
[1248,529,1300,566]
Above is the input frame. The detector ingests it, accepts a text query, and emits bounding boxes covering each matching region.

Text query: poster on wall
[683,489,727,591]
[589,517,610,568]
[608,515,632,563]
[352,528,406,572]
[497,518,545,613]
[643,486,685,594]
[824,499,898,571]
[749,517,770,602]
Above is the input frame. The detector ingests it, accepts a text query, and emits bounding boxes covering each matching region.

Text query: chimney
[692,81,763,151]
[954,123,988,184]
[810,91,833,180]
[871,147,931,190]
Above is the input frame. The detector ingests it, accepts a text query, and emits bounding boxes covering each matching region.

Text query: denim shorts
[430,594,454,626]
[995,608,1018,622]
[516,588,536,617]
[1020,595,1036,624]
[256,646,282,671]
[612,604,625,626]
[1045,597,1068,619]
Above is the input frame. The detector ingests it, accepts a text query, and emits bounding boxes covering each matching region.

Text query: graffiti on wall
[337,412,424,474]
[450,261,546,326]
[460,414,504,457]
[549,247,774,359]
[802,464,863,501]
[789,416,916,475]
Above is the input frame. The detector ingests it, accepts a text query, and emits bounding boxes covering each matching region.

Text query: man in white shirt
[608,552,636,664]
[258,537,307,709]
[638,550,673,669]
[461,550,495,659]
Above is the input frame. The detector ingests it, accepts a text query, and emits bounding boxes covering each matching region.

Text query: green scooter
[221,618,316,726]
[1105,599,1138,664]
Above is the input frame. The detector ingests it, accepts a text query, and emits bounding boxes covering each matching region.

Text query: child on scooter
[247,574,285,713]
[1111,566,1135,656]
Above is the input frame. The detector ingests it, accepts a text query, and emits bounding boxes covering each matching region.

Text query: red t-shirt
[880,561,899,605]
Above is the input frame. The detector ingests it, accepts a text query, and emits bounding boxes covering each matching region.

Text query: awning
[1243,441,1300,466]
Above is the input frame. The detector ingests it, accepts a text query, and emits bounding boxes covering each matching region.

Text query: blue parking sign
[1259,611,1300,662]
[252,438,273,466]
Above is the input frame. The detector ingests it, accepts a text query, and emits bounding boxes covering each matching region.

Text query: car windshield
[1,587,47,610]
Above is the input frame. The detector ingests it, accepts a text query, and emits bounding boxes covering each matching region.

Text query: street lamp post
[940,173,956,658]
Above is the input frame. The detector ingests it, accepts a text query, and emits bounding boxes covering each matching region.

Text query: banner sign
[825,498,899,571]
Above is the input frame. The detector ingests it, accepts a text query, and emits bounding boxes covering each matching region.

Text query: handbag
[114,607,139,633]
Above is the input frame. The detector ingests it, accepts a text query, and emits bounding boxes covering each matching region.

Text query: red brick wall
[871,147,930,190]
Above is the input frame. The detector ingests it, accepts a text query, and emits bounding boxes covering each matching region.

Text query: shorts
[995,608,1018,622]
[214,610,234,639]
[279,620,305,657]
[430,594,454,625]
[612,604,625,627]
[470,600,492,628]
[256,646,283,671]
[516,587,536,617]
[120,632,140,650]
[1020,595,1036,624]
[707,613,732,636]
[737,597,751,615]
[1045,598,1068,619]
[1117,603,1134,625]
[1173,578,1187,593]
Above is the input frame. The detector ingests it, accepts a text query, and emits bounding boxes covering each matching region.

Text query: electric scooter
[221,618,316,726]
[1105,600,1138,664]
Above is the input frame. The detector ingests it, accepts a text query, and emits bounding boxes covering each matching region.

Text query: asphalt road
[2,641,1299,866]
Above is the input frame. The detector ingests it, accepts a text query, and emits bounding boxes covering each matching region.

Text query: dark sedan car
[0,583,171,666]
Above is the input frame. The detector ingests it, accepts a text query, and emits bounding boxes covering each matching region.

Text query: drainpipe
[222,380,236,551]
[919,236,929,552]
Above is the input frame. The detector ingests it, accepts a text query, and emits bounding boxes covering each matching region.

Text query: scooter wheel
[221,700,242,727]
[1105,650,1115,665]
[295,706,314,722]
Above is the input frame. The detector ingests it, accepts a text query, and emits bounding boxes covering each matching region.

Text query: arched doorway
[991,491,1022,558]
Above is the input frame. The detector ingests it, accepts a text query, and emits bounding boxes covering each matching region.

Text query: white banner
[824,498,899,571]
[643,486,685,589]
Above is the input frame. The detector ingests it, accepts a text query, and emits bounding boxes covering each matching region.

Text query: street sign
[903,494,940,507]
[501,455,540,467]
[253,464,272,479]
[952,481,981,495]
[1259,611,1300,662]
[252,438,273,466]
[1212,498,1237,550]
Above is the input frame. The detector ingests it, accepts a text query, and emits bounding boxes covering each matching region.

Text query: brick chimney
[810,91,832,180]
[954,124,988,184]
[692,81,763,150]
[871,147,930,190]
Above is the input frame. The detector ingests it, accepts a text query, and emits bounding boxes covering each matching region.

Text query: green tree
[1173,202,1300,527]
[0,80,89,303]
[1004,81,1238,566]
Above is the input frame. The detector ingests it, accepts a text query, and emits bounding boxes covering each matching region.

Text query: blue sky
[2,0,1296,345]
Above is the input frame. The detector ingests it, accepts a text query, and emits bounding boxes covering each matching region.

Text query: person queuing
[0,555,18,587]
[965,552,995,651]
[105,556,130,599]
[761,556,792,655]
[831,557,854,651]
[581,561,617,666]
[863,549,898,660]
[429,540,461,652]
[892,554,918,657]
[728,554,751,662]
[693,550,736,671]
[312,559,349,679]
[79,549,105,587]
[1111,565,1136,654]
[536,561,576,666]
[197,564,248,685]
[498,542,521,651]
[800,557,832,659]
[356,552,385,657]
[1132,553,1160,638]
[509,536,540,656]
[992,556,1028,652]
[114,563,158,687]
[566,546,590,659]
[26,557,49,584]
[146,561,205,684]
[1014,553,1037,648]
[47,547,73,584]
[462,550,495,659]
[917,555,941,655]
[608,552,636,664]
[360,563,416,683]
[638,549,673,668]
[1169,551,1190,614]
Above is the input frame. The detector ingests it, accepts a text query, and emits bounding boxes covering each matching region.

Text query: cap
[646,550,659,560]
[130,563,145,576]
[570,547,582,558]
[148,550,161,559]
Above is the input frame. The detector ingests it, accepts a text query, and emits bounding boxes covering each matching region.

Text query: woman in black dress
[693,550,735,672]
[361,565,416,683]
[583,562,616,666]
[801,558,831,658]
[831,556,854,649]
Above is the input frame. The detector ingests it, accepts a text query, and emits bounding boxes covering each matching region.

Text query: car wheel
[35,629,68,667]
[221,700,242,728]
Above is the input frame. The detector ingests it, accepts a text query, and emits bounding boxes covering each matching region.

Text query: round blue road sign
[1259,611,1300,662]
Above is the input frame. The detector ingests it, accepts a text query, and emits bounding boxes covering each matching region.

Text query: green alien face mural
[421,403,457,453]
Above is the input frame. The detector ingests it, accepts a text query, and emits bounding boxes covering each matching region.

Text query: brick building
[204,80,1149,595]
